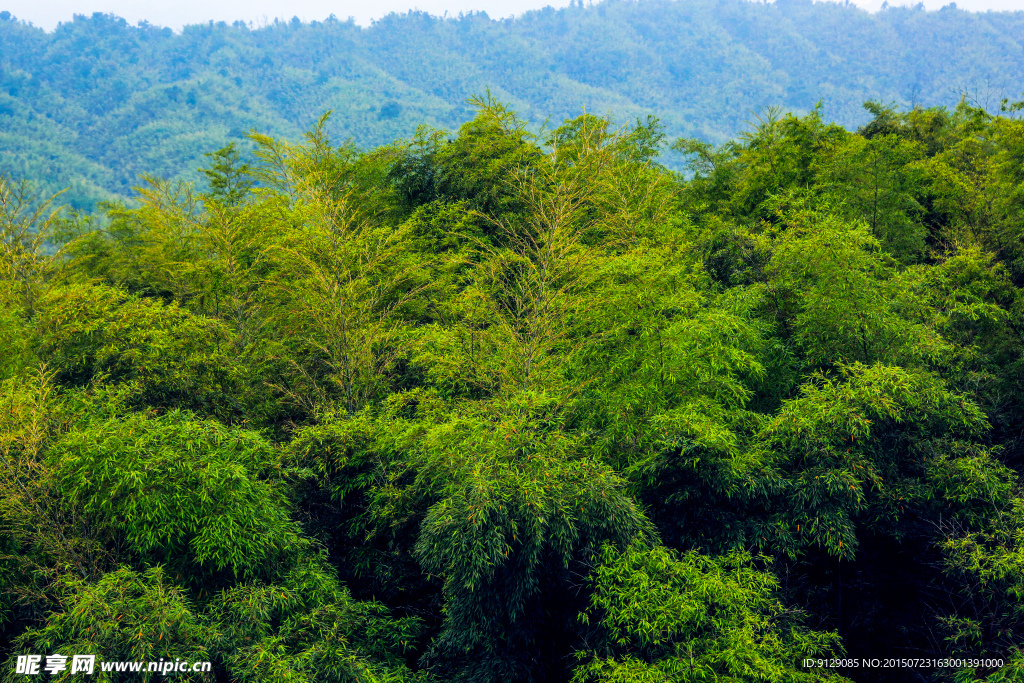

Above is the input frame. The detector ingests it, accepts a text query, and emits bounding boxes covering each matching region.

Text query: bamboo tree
[0,176,67,317]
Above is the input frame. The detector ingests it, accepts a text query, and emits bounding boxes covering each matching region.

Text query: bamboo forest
[2,2,1024,683]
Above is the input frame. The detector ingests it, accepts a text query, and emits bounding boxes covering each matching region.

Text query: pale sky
[2,0,1022,32]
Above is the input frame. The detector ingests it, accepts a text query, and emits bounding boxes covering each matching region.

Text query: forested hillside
[1,0,1024,210]
[3,92,1024,681]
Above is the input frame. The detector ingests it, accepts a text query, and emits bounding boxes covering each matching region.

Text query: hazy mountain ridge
[1,0,1022,209]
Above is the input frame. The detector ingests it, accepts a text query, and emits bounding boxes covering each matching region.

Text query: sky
[2,0,1022,32]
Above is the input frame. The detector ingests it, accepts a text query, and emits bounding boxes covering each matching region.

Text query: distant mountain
[1,0,1022,210]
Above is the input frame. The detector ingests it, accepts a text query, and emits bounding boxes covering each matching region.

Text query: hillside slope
[1,0,1022,209]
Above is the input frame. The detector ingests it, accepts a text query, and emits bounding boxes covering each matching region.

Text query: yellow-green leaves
[765,208,948,369]
[0,175,68,317]
[574,544,849,683]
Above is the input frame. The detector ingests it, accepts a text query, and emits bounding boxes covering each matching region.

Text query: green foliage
[762,205,948,367]
[33,284,244,420]
[0,370,113,620]
[6,94,1024,683]
[937,498,1024,682]
[827,127,927,260]
[4,560,430,682]
[264,184,424,416]
[408,408,655,679]
[294,396,658,682]
[208,559,431,682]
[0,175,67,316]
[51,410,301,577]
[5,567,214,683]
[429,94,543,222]
[758,363,987,559]
[200,143,253,207]
[573,544,848,683]
[0,305,32,381]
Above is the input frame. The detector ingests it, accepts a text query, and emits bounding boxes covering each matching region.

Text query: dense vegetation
[3,90,1024,682]
[2,0,1024,210]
